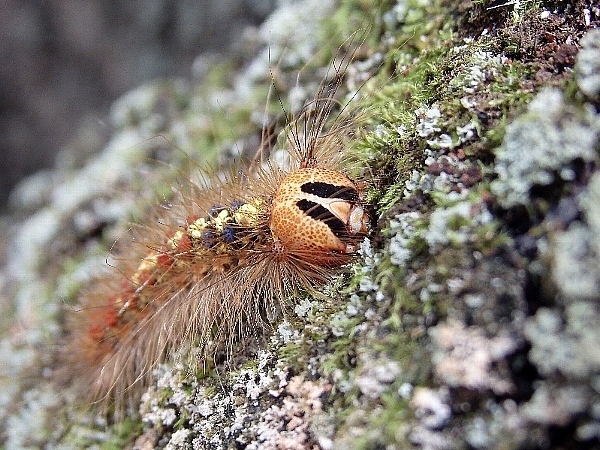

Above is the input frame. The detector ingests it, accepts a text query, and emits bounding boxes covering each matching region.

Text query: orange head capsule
[269,167,368,266]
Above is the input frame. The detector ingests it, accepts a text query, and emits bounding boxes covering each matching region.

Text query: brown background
[0,0,275,211]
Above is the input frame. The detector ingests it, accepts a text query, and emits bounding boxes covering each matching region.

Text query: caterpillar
[63,32,372,417]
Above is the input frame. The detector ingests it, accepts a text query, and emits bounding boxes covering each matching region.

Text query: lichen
[491,88,599,208]
[2,0,600,449]
[576,27,600,99]
[431,320,519,395]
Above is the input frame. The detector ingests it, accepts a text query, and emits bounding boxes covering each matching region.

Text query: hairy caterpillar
[63,33,371,416]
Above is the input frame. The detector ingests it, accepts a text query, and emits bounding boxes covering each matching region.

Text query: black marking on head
[301,182,358,202]
[296,199,347,238]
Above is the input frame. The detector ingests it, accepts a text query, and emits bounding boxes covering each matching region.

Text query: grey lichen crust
[1,0,600,449]
[492,88,599,207]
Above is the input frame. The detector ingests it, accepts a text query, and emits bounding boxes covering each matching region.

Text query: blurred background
[0,0,276,212]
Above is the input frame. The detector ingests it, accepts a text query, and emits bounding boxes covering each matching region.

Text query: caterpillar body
[64,44,370,416]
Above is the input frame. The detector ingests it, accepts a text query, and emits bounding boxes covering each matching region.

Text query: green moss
[325,283,432,446]
[353,396,412,449]
[277,341,308,370]
[321,0,394,57]
[60,417,142,450]
[99,418,142,450]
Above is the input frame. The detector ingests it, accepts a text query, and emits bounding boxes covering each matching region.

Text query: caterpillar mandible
[63,35,371,416]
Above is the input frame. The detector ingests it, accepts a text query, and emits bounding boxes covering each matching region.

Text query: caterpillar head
[269,167,368,266]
